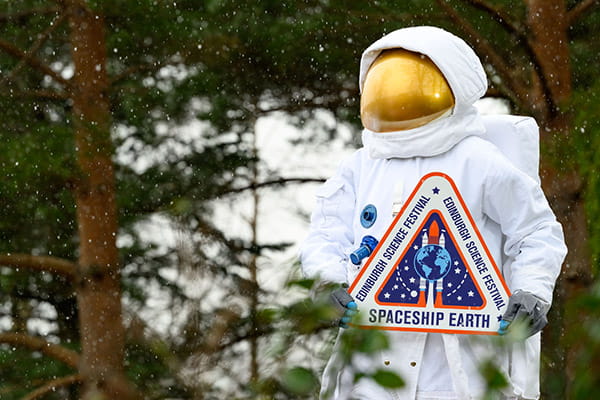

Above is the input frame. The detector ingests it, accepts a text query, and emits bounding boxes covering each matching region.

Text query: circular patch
[360,204,377,228]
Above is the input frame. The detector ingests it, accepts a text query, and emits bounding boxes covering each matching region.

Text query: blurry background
[0,1,599,399]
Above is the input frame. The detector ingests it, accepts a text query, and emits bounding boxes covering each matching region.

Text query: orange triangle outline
[348,172,511,335]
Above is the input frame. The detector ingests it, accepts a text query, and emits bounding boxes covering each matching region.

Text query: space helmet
[360,48,455,132]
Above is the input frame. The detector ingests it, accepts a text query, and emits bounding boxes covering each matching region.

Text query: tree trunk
[525,0,592,397]
[67,1,138,399]
[249,125,260,384]
[526,0,572,120]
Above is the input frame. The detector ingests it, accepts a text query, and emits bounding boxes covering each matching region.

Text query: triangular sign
[348,172,510,335]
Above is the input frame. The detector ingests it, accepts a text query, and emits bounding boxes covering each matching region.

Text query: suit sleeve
[299,159,357,285]
[483,161,567,304]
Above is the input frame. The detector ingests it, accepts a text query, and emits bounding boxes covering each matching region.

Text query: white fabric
[361,107,485,159]
[416,392,458,400]
[480,115,540,183]
[299,26,567,400]
[417,333,454,392]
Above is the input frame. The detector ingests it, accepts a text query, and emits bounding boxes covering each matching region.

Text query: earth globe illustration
[414,244,451,281]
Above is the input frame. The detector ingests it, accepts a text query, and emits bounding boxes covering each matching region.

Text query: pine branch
[110,61,166,85]
[434,1,528,105]
[221,177,326,195]
[0,7,60,24]
[214,320,333,354]
[0,39,70,87]
[257,95,356,115]
[0,333,79,368]
[567,0,599,25]
[21,374,82,400]
[8,88,69,101]
[4,12,68,82]
[0,253,76,280]
[341,6,426,25]
[458,0,524,36]
[436,0,558,115]
[484,86,504,98]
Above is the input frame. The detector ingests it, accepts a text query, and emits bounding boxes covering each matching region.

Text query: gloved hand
[329,284,358,328]
[498,290,549,337]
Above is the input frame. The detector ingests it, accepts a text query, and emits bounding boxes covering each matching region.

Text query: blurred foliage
[0,0,598,399]
[0,346,76,399]
[280,366,320,397]
[479,360,510,399]
[565,281,600,398]
[572,80,600,263]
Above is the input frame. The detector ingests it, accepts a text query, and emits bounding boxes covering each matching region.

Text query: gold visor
[360,49,455,132]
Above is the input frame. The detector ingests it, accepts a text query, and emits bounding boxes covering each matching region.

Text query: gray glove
[498,290,549,337]
[329,284,358,328]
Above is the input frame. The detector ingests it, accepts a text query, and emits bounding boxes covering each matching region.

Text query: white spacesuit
[300,26,567,399]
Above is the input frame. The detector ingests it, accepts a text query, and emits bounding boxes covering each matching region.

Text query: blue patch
[360,204,377,228]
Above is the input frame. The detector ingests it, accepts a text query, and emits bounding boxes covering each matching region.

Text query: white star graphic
[404,266,410,271]
[409,277,416,283]
[468,291,474,297]
[457,296,462,301]
[393,284,399,290]
[454,260,459,266]
[384,292,391,299]
[454,268,461,274]
[413,245,419,250]
[401,293,406,298]
[447,283,453,288]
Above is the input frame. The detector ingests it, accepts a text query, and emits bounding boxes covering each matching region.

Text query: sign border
[348,172,511,335]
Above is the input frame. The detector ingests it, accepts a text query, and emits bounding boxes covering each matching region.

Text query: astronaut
[300,26,567,399]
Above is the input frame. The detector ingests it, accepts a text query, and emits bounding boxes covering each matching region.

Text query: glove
[329,284,358,328]
[498,290,549,337]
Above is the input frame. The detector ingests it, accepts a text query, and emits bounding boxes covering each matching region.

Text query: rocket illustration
[416,220,446,308]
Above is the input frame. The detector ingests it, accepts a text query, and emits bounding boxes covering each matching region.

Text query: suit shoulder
[455,136,509,164]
